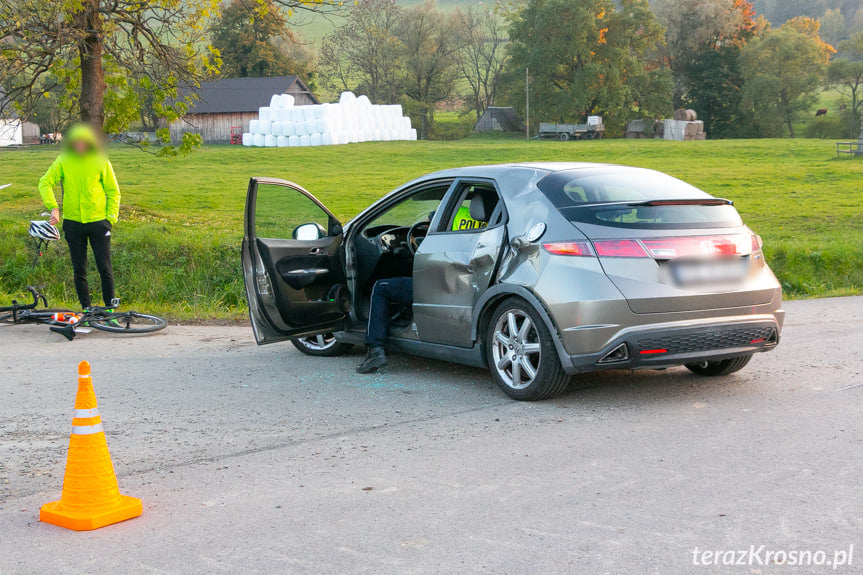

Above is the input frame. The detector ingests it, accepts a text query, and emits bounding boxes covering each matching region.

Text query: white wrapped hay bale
[259,106,272,124]
[282,122,296,137]
[277,135,289,147]
[271,122,282,137]
[408,129,417,141]
[339,91,357,105]
[264,134,276,147]
[322,132,334,146]
[299,134,310,147]
[302,106,317,122]
[249,119,260,134]
[289,135,300,147]
[242,133,253,146]
[253,134,265,147]
[270,94,281,108]
[310,133,323,147]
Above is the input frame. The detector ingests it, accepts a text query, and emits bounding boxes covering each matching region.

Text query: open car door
[242,177,351,344]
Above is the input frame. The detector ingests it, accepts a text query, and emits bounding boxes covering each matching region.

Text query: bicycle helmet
[29,221,60,242]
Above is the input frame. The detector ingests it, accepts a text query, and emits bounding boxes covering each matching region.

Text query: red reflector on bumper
[639,349,668,355]
[750,338,765,343]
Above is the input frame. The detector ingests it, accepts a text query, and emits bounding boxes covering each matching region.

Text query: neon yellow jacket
[451,205,488,231]
[38,125,121,225]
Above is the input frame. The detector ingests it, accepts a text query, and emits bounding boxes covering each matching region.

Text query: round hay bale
[685,109,697,122]
[673,108,687,121]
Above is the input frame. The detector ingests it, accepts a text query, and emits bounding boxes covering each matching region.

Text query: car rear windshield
[537,168,744,229]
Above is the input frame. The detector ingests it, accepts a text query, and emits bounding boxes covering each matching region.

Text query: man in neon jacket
[38,124,121,309]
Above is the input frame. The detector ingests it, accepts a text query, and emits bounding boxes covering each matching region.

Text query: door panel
[412,180,507,348]
[242,178,349,344]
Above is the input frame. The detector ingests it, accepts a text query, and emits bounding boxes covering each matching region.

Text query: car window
[365,184,450,229]
[538,168,743,229]
[256,182,330,239]
[445,182,501,232]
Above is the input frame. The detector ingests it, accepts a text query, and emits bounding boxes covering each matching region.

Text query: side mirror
[293,222,326,241]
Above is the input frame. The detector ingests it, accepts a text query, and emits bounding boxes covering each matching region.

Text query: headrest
[469,190,498,222]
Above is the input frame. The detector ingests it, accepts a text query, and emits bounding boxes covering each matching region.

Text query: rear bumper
[560,315,781,374]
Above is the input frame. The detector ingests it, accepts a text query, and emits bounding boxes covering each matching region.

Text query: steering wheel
[407,221,430,254]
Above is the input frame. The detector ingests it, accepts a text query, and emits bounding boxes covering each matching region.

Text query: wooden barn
[169,76,318,144]
[474,107,524,133]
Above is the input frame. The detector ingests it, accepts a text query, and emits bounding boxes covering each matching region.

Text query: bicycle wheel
[89,311,167,334]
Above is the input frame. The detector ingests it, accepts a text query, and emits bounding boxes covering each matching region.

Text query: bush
[805,115,845,139]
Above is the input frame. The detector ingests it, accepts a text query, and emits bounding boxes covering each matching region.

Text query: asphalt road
[0,297,861,574]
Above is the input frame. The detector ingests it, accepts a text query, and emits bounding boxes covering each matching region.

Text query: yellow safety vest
[452,206,488,231]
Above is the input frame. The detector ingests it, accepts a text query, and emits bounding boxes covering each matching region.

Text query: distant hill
[290,0,860,44]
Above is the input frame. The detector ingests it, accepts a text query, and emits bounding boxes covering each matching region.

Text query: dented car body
[242,163,784,400]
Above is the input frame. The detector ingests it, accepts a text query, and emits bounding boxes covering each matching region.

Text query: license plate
[671,258,749,286]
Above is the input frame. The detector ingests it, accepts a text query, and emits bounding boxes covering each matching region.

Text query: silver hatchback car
[242,163,784,400]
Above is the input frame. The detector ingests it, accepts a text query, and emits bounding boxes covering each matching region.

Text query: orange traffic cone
[40,361,142,530]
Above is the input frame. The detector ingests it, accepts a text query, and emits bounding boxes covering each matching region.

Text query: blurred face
[71,139,90,155]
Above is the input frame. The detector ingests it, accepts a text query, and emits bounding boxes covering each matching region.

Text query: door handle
[309,247,324,255]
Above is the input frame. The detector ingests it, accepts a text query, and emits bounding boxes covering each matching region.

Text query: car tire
[486,298,570,401]
[291,333,353,357]
[685,354,752,376]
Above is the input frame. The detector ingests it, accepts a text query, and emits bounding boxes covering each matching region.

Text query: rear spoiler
[634,198,733,207]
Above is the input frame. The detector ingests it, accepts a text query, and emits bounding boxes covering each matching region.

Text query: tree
[0,0,330,153]
[454,4,510,120]
[652,0,760,108]
[211,0,316,83]
[740,27,826,137]
[828,32,863,137]
[686,44,749,138]
[505,0,670,133]
[819,8,848,47]
[397,0,463,139]
[319,0,405,104]
[0,0,219,150]
[783,16,837,62]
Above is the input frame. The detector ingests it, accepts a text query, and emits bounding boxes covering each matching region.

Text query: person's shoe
[357,346,387,374]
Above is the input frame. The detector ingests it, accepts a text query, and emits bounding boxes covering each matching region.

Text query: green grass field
[1,137,860,320]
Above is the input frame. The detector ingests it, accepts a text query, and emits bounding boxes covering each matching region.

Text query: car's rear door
[242,177,350,344]
[412,179,507,347]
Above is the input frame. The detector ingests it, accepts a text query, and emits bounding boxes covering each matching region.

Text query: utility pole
[525,67,530,140]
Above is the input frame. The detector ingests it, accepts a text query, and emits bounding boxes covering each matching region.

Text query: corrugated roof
[185,76,319,114]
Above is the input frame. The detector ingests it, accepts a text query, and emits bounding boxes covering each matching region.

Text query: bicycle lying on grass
[1,286,167,341]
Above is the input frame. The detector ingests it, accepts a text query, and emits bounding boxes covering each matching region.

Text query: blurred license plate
[671,258,748,286]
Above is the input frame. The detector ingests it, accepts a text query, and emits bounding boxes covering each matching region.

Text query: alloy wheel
[491,310,542,390]
[296,333,339,351]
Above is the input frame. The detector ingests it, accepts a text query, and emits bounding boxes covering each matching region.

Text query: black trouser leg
[63,220,91,309]
[87,220,115,305]
[365,277,413,347]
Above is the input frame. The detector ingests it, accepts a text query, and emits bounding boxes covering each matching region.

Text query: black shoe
[357,346,387,374]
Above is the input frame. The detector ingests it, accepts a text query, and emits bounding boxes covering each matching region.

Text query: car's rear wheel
[291,333,353,357]
[685,354,752,376]
[486,298,570,401]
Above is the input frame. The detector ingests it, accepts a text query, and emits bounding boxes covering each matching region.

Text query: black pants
[365,277,413,347]
[62,219,115,308]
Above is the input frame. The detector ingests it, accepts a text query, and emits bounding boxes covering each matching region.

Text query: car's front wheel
[486,298,570,401]
[291,333,353,357]
[685,354,752,376]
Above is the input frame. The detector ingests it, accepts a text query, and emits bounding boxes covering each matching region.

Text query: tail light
[751,234,763,252]
[543,241,595,256]
[544,234,761,259]
[594,240,649,258]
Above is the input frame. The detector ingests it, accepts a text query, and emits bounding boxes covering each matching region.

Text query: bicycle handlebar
[0,286,47,313]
